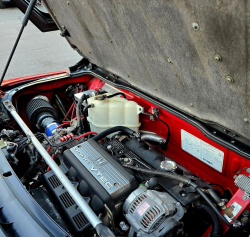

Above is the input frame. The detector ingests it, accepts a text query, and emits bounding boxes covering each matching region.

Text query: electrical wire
[46,154,55,172]
[35,133,75,148]
[209,183,226,194]
[75,132,98,140]
[62,103,74,122]
[152,108,170,150]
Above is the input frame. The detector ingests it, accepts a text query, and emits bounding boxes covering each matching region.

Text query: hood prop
[0,0,37,85]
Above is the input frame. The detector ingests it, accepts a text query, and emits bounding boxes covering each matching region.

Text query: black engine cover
[63,139,138,212]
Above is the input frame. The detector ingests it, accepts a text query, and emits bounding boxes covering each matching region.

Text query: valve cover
[63,139,138,210]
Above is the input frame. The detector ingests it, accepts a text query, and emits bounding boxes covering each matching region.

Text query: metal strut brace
[3,100,115,237]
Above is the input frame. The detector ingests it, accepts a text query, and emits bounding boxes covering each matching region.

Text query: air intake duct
[26,96,60,136]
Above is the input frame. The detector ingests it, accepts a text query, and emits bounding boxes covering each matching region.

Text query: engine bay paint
[0,74,249,236]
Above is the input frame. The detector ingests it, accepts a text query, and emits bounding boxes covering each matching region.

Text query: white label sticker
[181,130,224,172]
[224,202,242,223]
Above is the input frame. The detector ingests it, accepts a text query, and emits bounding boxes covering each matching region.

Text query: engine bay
[0,75,249,237]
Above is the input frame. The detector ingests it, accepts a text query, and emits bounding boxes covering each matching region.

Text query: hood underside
[43,0,250,140]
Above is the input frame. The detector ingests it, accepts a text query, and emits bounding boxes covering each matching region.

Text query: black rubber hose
[82,104,92,133]
[77,94,86,134]
[122,164,192,185]
[194,200,222,237]
[92,126,136,142]
[206,189,222,205]
[55,94,68,119]
[31,146,36,157]
[107,92,126,99]
[123,164,241,234]
[152,108,170,150]
[196,187,241,234]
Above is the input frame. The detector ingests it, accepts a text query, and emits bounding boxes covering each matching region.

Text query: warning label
[181,130,224,172]
[137,202,150,216]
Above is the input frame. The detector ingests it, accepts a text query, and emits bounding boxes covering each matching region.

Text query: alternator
[123,186,184,237]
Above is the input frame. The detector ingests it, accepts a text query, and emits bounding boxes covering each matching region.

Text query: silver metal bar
[3,100,102,228]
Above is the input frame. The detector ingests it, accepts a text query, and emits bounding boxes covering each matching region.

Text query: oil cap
[160,160,177,171]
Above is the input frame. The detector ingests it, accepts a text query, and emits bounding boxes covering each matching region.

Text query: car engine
[0,82,247,237]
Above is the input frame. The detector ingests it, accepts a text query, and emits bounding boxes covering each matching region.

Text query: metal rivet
[192,23,199,30]
[226,76,234,83]
[231,140,235,144]
[167,58,172,63]
[213,131,216,134]
[105,77,108,79]
[214,54,222,62]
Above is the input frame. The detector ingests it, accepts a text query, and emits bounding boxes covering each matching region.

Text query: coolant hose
[77,94,87,134]
[206,189,222,205]
[92,126,136,141]
[194,200,222,237]
[122,164,193,185]
[196,188,241,234]
[82,104,92,133]
[123,164,241,234]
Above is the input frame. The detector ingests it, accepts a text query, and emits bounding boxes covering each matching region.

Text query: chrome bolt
[243,194,249,201]
[119,221,129,231]
[214,54,222,62]
[226,76,234,83]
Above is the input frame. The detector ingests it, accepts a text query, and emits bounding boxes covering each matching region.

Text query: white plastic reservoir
[86,93,143,136]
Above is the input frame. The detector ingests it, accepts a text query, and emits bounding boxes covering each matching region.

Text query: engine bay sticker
[181,130,224,172]
[224,202,242,223]
[137,202,150,216]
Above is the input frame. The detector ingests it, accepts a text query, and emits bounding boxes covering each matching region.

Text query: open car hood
[42,0,250,141]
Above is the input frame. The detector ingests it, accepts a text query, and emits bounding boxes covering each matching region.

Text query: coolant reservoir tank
[87,93,143,136]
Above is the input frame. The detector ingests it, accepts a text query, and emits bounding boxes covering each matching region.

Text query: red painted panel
[9,74,250,236]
